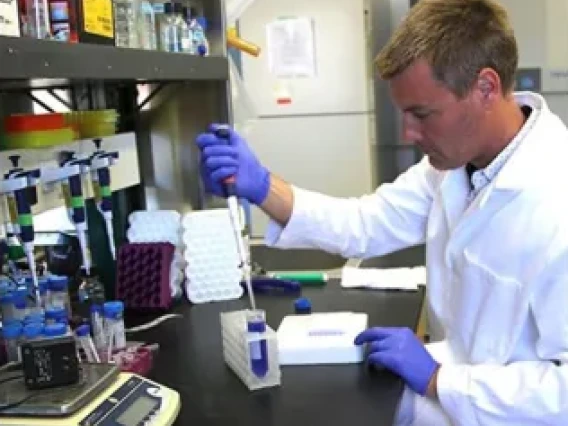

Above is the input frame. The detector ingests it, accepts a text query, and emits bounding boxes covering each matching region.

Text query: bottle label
[0,0,20,37]
[82,0,114,38]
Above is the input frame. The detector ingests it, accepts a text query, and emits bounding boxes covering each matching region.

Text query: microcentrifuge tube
[246,309,268,378]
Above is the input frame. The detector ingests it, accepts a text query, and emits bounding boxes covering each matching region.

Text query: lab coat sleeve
[264,157,437,259]
[437,249,568,426]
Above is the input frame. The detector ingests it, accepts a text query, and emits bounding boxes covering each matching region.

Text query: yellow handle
[227,27,261,57]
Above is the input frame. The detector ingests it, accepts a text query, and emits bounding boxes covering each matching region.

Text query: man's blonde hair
[377,0,518,97]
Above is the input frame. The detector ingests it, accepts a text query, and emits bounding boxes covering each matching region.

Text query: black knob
[93,139,102,150]
[59,151,75,165]
[8,155,20,168]
[214,126,231,140]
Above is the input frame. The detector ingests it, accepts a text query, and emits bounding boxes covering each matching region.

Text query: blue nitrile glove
[195,124,270,205]
[354,327,439,396]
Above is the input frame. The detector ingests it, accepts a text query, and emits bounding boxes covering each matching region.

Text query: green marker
[271,272,328,285]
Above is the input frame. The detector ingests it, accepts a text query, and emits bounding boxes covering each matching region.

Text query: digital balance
[0,363,180,426]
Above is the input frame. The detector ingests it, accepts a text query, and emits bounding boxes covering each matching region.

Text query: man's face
[389,59,484,170]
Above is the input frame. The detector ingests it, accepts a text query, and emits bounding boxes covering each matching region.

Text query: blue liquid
[247,318,268,378]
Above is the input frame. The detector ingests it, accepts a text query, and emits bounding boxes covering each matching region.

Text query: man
[196,0,568,424]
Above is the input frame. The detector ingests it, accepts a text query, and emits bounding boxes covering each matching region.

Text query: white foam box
[277,312,368,365]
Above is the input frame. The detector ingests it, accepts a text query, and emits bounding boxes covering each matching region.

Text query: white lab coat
[264,92,568,425]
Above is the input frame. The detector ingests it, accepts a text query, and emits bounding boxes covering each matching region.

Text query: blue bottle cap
[0,292,13,304]
[197,16,207,31]
[43,323,67,337]
[38,278,50,294]
[24,313,45,324]
[15,285,28,299]
[3,319,22,328]
[49,275,69,291]
[90,304,103,314]
[294,297,312,314]
[13,299,27,310]
[46,307,67,321]
[197,44,207,56]
[75,324,91,337]
[23,323,44,339]
[2,323,22,339]
[103,301,124,319]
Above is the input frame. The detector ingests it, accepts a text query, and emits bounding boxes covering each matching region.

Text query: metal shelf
[0,36,229,83]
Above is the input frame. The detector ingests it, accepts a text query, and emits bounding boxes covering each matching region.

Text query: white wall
[238,0,373,236]
[500,0,568,123]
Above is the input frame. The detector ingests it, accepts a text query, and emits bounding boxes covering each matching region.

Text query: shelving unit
[0,36,229,83]
[0,0,231,293]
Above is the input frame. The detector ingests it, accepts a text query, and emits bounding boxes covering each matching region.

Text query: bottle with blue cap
[48,275,71,314]
[38,276,50,309]
[45,307,68,326]
[75,324,100,363]
[23,322,44,341]
[2,323,22,362]
[24,312,45,325]
[103,301,126,354]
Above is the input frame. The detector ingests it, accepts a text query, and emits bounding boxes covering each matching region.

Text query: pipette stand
[1,158,41,306]
[42,152,92,273]
[220,310,281,391]
[89,139,119,259]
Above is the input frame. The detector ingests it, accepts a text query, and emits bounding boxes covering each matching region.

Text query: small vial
[246,309,269,378]
[23,322,44,342]
[2,323,22,363]
[48,275,70,314]
[103,301,126,353]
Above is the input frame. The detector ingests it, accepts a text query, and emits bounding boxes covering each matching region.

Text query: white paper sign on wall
[266,17,317,78]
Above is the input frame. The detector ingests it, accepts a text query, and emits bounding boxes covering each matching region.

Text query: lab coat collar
[439,91,549,229]
[491,91,548,191]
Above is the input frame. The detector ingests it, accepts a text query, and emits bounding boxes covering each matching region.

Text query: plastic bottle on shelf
[138,0,157,50]
[180,6,193,54]
[114,0,140,48]
[160,2,180,53]
[189,7,209,56]
[24,0,51,39]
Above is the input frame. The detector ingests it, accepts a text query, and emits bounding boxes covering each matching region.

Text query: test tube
[90,304,106,357]
[2,323,22,362]
[75,324,100,363]
[246,309,269,378]
[103,301,126,356]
